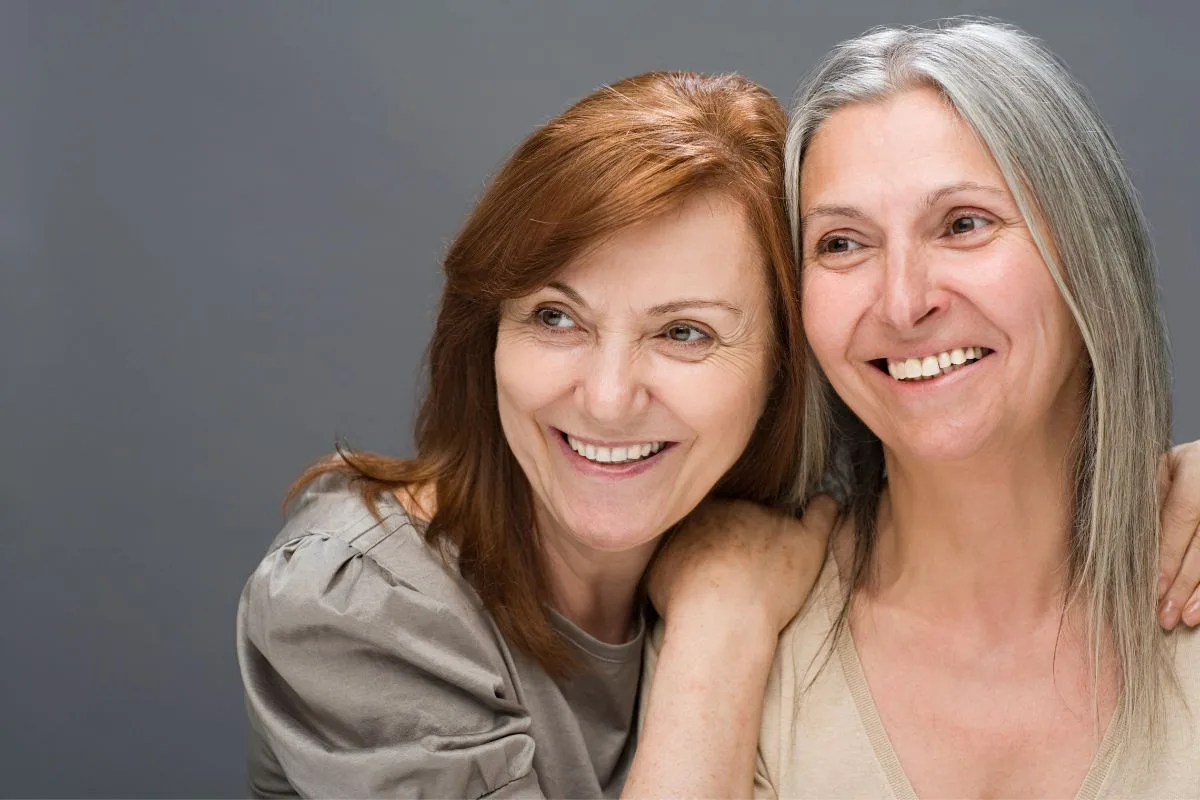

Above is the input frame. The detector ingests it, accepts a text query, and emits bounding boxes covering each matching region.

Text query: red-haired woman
[236,71,832,798]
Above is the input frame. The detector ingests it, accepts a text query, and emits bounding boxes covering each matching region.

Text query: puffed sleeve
[236,533,545,798]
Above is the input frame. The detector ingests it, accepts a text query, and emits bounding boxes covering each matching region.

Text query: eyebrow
[545,282,743,317]
[647,299,744,317]
[799,182,1008,234]
[547,281,587,307]
[799,205,865,235]
[921,181,1006,210]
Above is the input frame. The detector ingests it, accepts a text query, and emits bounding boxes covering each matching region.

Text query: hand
[1157,440,1200,629]
[647,496,837,636]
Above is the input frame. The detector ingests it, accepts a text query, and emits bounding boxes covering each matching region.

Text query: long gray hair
[787,19,1173,741]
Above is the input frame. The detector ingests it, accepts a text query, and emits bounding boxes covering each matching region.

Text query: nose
[577,339,649,425]
[879,240,944,331]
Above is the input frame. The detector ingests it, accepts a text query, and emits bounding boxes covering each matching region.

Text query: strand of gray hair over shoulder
[786,18,1173,749]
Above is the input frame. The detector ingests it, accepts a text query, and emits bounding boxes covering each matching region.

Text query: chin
[560,505,669,553]
[882,420,994,464]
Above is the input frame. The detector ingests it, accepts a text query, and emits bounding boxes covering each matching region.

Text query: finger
[1160,443,1200,598]
[800,494,839,539]
[1181,585,1200,628]
[1159,524,1200,630]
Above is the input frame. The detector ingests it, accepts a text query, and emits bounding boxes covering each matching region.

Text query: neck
[870,433,1079,631]
[539,520,657,645]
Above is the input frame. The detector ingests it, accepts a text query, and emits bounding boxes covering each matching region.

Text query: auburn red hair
[289,72,806,675]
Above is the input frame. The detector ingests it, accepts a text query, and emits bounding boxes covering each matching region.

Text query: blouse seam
[291,516,423,588]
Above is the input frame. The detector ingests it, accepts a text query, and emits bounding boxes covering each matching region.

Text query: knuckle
[1160,534,1187,564]
[1161,502,1200,534]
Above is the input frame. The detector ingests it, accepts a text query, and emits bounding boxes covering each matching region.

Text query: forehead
[555,192,768,302]
[800,87,1006,207]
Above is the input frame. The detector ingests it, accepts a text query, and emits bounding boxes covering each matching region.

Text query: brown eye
[819,236,861,255]
[665,324,707,343]
[949,215,990,235]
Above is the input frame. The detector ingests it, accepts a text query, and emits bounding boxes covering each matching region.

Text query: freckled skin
[493,192,773,558]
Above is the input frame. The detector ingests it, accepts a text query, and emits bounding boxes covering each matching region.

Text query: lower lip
[875,354,994,393]
[553,430,670,479]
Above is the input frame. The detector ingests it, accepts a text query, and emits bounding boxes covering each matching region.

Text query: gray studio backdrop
[2,1,1196,796]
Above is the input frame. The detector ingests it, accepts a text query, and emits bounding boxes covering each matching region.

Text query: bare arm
[623,497,836,798]
[625,599,777,797]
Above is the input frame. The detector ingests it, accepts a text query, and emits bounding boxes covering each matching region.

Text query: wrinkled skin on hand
[1158,441,1200,629]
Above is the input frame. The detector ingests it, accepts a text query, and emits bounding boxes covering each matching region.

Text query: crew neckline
[548,603,647,664]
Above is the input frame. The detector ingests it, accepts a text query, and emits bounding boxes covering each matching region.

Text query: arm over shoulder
[236,532,544,798]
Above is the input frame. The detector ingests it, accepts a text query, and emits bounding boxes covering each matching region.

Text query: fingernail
[1159,599,1180,629]
[1158,572,1171,599]
[1184,599,1200,626]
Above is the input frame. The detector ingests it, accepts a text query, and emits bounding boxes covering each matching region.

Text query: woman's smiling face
[799,87,1088,465]
[494,192,774,555]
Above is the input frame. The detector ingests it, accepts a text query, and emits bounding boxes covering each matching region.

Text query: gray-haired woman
[642,19,1200,798]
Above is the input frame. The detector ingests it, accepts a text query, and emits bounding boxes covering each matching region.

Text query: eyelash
[662,323,712,347]
[944,211,993,236]
[812,211,995,257]
[812,235,861,257]
[529,306,713,348]
[532,306,576,330]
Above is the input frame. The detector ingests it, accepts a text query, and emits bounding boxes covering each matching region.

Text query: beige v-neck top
[741,555,1200,799]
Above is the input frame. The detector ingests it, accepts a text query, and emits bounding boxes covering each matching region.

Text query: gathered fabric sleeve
[236,532,545,799]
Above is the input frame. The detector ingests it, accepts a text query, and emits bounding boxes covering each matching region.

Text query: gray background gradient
[2,1,1196,796]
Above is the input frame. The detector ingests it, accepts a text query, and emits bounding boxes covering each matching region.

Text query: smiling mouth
[871,346,994,382]
[557,430,674,465]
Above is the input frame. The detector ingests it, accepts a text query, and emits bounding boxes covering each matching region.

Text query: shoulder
[236,474,540,797]
[261,473,475,609]
[1103,625,1200,795]
[756,552,843,788]
[240,472,509,686]
[772,551,843,680]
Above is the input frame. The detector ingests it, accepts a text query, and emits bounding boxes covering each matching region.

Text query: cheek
[659,349,772,449]
[801,271,858,372]
[493,335,572,439]
[969,249,1081,353]
[1026,280,1087,377]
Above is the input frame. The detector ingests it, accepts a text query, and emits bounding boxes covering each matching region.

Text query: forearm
[623,603,776,799]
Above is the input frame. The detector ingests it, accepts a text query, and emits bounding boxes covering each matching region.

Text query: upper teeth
[886,347,988,381]
[566,435,665,464]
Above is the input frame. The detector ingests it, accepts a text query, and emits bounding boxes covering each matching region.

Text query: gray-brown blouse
[236,475,644,798]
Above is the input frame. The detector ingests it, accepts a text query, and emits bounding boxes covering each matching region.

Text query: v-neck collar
[823,555,1125,800]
